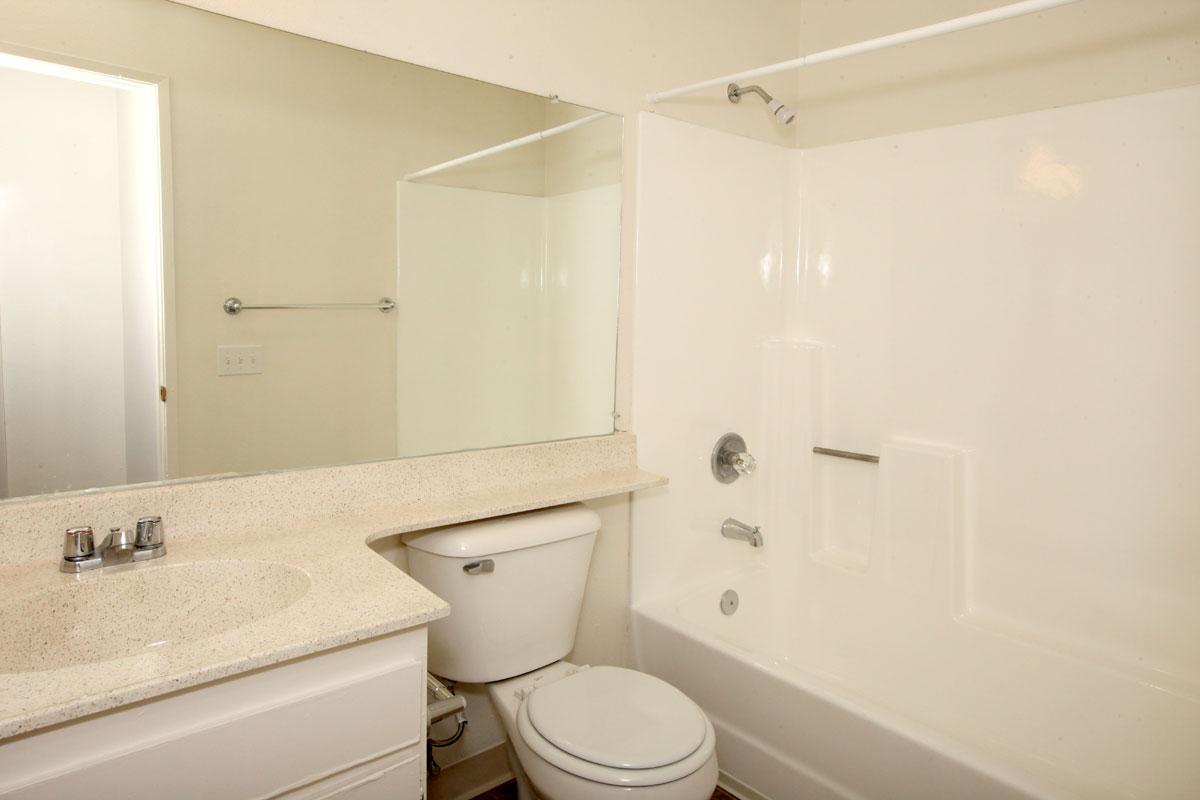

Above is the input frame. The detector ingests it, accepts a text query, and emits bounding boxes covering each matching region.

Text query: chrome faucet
[721,517,763,548]
[60,516,167,573]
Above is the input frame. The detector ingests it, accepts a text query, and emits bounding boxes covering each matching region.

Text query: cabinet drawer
[304,752,422,800]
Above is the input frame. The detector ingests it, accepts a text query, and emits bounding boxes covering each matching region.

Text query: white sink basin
[0,561,311,673]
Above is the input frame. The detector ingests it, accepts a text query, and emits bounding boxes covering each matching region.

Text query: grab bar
[813,446,880,464]
[223,297,396,314]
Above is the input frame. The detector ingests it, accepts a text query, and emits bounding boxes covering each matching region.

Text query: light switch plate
[218,345,263,376]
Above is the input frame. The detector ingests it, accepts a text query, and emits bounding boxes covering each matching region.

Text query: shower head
[727,83,795,125]
[767,99,796,125]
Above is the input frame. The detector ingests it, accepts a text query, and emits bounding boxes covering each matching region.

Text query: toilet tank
[404,503,600,683]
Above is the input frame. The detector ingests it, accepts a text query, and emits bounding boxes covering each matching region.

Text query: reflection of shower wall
[542,184,621,442]
[395,182,618,457]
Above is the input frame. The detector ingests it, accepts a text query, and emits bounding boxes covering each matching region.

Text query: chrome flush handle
[462,559,495,575]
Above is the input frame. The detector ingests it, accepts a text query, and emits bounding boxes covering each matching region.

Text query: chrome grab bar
[813,446,880,464]
[223,297,396,314]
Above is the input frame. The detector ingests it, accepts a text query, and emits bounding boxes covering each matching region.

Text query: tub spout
[721,518,763,548]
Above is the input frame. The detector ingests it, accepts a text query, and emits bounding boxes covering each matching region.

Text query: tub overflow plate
[720,589,739,616]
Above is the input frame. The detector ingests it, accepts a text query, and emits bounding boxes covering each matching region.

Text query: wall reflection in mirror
[0,0,621,501]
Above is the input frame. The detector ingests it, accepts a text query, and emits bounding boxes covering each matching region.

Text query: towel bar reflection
[813,446,880,464]
[223,297,396,314]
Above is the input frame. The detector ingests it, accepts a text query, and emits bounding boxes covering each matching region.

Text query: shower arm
[727,84,773,104]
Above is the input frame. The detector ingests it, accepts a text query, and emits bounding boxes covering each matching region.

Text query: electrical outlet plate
[218,345,263,376]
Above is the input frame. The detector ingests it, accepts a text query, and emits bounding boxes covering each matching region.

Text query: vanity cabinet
[0,630,427,800]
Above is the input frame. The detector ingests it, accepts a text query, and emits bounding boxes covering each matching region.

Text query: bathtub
[632,566,1199,800]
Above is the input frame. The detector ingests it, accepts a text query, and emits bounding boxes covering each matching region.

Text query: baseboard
[428,745,767,800]
[720,770,772,800]
[427,742,513,800]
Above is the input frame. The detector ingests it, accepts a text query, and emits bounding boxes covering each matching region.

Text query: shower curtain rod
[645,0,1081,105]
[404,111,608,181]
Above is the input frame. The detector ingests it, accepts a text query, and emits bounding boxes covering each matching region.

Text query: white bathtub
[632,566,1199,800]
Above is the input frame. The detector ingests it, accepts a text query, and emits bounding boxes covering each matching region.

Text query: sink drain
[720,589,739,616]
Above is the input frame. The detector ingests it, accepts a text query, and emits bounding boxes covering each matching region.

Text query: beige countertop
[0,465,664,741]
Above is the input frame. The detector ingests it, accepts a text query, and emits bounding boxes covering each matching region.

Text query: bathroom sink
[0,561,311,673]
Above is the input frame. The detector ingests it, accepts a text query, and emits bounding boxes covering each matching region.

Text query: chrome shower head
[727,83,795,125]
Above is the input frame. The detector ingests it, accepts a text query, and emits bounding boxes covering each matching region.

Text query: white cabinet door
[1,630,426,800]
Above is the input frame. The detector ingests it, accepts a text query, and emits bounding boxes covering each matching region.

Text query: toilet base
[501,738,537,800]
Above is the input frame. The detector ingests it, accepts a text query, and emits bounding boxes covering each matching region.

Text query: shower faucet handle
[712,432,757,483]
[730,450,756,476]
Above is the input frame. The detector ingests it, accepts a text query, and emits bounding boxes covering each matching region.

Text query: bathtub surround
[632,84,1199,798]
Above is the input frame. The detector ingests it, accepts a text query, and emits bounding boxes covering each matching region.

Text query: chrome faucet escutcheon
[61,516,167,573]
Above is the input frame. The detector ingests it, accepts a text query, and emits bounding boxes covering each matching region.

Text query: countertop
[0,466,664,740]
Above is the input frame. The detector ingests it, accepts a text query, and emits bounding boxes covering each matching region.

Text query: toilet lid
[525,666,707,770]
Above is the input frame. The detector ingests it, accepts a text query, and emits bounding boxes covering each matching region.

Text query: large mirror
[0,0,621,500]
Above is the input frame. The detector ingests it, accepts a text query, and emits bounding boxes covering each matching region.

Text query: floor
[470,781,740,799]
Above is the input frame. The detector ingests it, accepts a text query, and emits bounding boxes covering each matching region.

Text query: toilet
[405,504,719,800]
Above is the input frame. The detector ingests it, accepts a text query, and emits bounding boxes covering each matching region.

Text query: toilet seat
[516,666,717,787]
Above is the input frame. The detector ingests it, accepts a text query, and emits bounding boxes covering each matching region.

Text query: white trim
[0,49,155,90]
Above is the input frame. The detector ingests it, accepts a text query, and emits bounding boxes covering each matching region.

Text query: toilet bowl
[488,662,718,800]
[404,504,719,800]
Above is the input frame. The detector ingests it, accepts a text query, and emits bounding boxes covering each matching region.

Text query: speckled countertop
[0,463,664,740]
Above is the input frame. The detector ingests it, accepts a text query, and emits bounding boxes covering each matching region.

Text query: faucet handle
[135,516,164,549]
[63,526,95,561]
[712,432,757,483]
[731,451,757,476]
